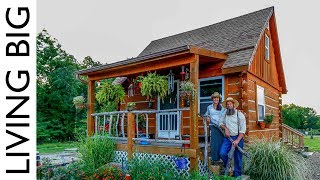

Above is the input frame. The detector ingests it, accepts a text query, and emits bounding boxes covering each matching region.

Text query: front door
[157,81,180,138]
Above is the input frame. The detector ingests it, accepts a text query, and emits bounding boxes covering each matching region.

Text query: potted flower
[139,72,168,108]
[126,102,136,111]
[258,121,266,129]
[173,153,188,170]
[73,96,86,109]
[179,81,196,106]
[264,114,274,128]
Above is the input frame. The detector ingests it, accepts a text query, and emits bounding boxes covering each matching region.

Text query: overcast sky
[38,0,320,114]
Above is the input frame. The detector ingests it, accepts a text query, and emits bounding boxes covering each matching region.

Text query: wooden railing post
[127,112,135,159]
[189,55,199,171]
[87,80,95,136]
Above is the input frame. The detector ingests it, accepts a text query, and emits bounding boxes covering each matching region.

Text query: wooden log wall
[246,72,281,140]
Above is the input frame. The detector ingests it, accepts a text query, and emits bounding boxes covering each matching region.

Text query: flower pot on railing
[139,134,150,145]
[173,157,188,170]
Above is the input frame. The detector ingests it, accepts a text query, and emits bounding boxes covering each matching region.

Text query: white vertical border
[0,0,36,179]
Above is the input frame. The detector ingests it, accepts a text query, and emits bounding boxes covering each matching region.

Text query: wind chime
[168,70,175,104]
[127,78,134,97]
[185,68,190,80]
[168,70,175,93]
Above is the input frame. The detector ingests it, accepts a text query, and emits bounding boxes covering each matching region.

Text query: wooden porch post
[189,55,199,171]
[87,80,95,136]
[127,112,135,159]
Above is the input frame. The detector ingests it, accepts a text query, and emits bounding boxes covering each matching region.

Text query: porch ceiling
[76,45,227,81]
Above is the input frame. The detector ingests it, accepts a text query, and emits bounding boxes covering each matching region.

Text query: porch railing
[91,108,190,144]
[282,124,304,149]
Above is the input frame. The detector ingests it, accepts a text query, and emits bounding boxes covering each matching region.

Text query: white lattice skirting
[113,150,210,178]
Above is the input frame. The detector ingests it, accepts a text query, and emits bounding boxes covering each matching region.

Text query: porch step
[209,165,220,175]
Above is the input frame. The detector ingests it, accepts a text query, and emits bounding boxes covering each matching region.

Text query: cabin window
[198,76,224,115]
[265,34,270,60]
[257,85,265,121]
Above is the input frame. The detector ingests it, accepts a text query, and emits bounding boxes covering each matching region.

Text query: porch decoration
[128,83,134,97]
[179,81,196,100]
[264,114,274,128]
[173,153,188,170]
[185,68,190,80]
[73,96,86,109]
[139,72,168,103]
[168,70,175,93]
[180,66,186,81]
[96,80,126,104]
[126,102,136,111]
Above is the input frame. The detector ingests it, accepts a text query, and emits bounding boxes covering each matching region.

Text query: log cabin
[76,7,296,172]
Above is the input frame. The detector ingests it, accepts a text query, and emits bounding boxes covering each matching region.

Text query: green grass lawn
[304,136,320,152]
[37,141,80,154]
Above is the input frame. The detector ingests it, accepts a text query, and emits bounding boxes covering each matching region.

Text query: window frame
[198,76,224,115]
[256,85,265,122]
[265,34,270,61]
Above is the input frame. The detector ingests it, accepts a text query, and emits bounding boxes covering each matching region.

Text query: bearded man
[219,97,246,177]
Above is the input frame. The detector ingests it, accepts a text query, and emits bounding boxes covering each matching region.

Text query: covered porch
[76,45,227,170]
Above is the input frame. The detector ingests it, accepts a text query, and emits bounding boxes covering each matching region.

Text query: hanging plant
[96,80,125,104]
[179,81,196,100]
[73,96,86,109]
[138,72,168,101]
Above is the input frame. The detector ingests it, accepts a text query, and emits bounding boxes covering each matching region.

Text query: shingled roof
[138,7,274,69]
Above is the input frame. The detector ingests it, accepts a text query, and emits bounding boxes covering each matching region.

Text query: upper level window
[198,76,224,115]
[265,34,270,60]
[257,85,265,121]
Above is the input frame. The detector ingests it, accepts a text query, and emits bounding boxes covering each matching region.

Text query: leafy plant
[264,114,274,125]
[77,134,116,176]
[139,72,168,101]
[96,80,125,105]
[91,164,123,180]
[246,139,310,180]
[138,114,146,129]
[128,157,178,180]
[179,81,196,100]
[50,161,85,180]
[37,157,54,180]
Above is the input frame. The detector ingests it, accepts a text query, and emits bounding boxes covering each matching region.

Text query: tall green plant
[78,134,115,176]
[246,139,310,180]
[129,157,178,180]
[139,72,168,100]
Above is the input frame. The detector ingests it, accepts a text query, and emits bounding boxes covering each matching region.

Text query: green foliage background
[37,29,102,143]
[282,103,320,130]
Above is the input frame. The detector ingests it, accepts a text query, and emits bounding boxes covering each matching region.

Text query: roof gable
[139,7,274,69]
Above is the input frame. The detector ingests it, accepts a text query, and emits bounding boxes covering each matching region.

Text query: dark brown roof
[139,7,274,68]
[77,7,274,75]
